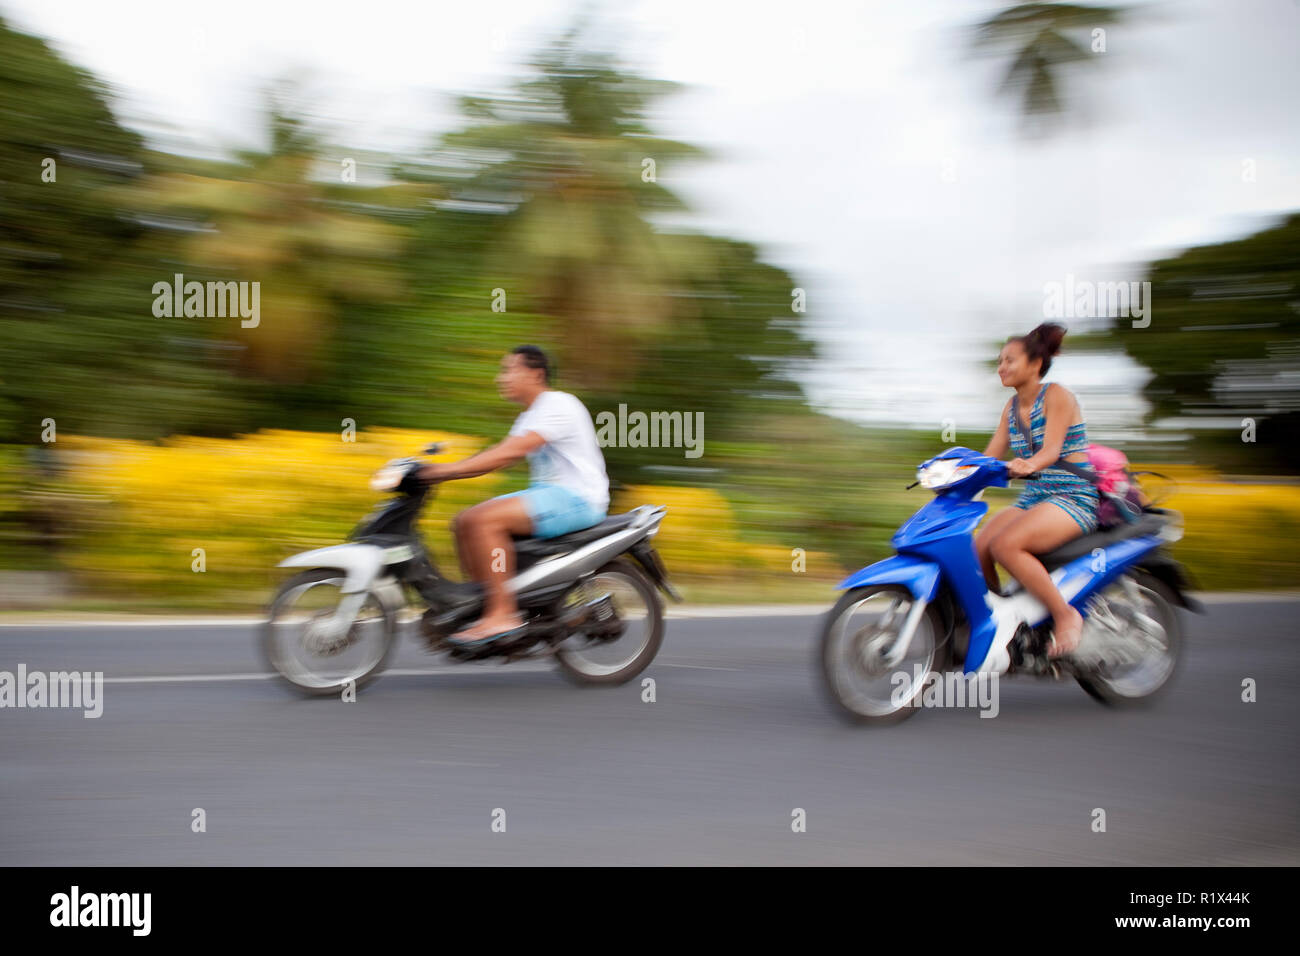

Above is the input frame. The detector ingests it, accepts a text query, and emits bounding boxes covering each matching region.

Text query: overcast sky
[7,0,1299,438]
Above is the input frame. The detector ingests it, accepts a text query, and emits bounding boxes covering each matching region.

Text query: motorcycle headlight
[917,459,979,490]
[370,463,408,492]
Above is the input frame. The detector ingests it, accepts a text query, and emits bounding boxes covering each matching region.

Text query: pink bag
[1086,444,1131,496]
[1076,444,1147,527]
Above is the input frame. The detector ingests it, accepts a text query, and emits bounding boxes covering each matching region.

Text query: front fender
[838,555,941,603]
[279,543,385,594]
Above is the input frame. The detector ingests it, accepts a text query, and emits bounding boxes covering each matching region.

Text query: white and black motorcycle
[262,443,679,695]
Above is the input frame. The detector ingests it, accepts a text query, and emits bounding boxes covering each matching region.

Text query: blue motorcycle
[819,446,1200,724]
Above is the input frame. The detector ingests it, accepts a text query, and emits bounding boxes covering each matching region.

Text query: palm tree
[125,84,409,382]
[970,2,1127,135]
[414,31,713,390]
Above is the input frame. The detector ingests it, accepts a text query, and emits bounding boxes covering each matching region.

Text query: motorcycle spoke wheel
[821,587,940,722]
[554,561,663,684]
[264,572,394,693]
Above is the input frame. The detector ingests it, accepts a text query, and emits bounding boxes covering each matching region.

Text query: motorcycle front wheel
[261,568,399,696]
[819,585,949,725]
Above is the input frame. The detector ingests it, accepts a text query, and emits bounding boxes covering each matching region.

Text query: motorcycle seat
[512,511,641,559]
[1036,512,1167,570]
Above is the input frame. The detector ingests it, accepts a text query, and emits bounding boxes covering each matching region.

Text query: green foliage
[3,13,1294,604]
[1085,212,1300,472]
[0,16,824,591]
[400,34,814,480]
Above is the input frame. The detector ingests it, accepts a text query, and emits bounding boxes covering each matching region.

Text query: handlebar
[404,444,446,489]
[1004,460,1041,481]
[372,455,441,494]
[907,458,1043,490]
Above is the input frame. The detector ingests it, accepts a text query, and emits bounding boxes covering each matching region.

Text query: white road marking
[102,672,274,684]
[666,605,826,619]
[99,665,552,684]
[0,617,263,629]
[94,661,732,685]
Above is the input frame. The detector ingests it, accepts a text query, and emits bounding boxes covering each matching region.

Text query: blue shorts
[497,483,606,539]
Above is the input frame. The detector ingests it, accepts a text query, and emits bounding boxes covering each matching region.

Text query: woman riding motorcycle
[975,322,1099,658]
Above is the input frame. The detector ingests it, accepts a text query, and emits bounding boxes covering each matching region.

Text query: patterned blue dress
[1008,383,1100,534]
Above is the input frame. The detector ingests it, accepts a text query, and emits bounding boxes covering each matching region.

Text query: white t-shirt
[509,390,609,511]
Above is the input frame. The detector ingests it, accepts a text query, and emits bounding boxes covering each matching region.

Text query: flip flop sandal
[1048,631,1079,659]
[446,623,527,649]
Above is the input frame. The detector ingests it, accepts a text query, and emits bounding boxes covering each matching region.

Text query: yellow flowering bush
[38,430,825,605]
[1,436,1296,605]
[614,483,836,576]
[1151,477,1300,591]
[56,429,505,603]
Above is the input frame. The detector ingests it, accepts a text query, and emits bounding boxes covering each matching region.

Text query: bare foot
[1048,606,1084,659]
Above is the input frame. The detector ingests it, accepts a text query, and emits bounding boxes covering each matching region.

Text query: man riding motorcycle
[418,345,609,647]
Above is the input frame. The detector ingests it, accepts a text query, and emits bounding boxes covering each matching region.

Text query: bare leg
[451,496,534,640]
[990,502,1087,657]
[451,514,472,579]
[974,506,1025,592]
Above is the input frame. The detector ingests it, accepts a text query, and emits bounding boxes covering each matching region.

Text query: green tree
[409,34,705,387]
[0,16,155,440]
[1088,212,1300,472]
[969,2,1126,134]
[402,30,815,475]
[124,87,409,384]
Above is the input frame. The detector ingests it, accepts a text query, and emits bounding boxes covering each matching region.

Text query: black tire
[554,559,664,686]
[1076,570,1183,706]
[819,585,951,726]
[261,568,400,697]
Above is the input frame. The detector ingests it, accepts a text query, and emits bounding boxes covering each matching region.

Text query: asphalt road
[1,600,1296,865]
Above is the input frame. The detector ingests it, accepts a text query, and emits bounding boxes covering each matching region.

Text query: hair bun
[1010,322,1068,376]
[1029,322,1066,358]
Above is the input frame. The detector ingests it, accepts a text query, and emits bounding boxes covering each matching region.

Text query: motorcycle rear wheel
[554,559,664,686]
[1075,571,1182,705]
